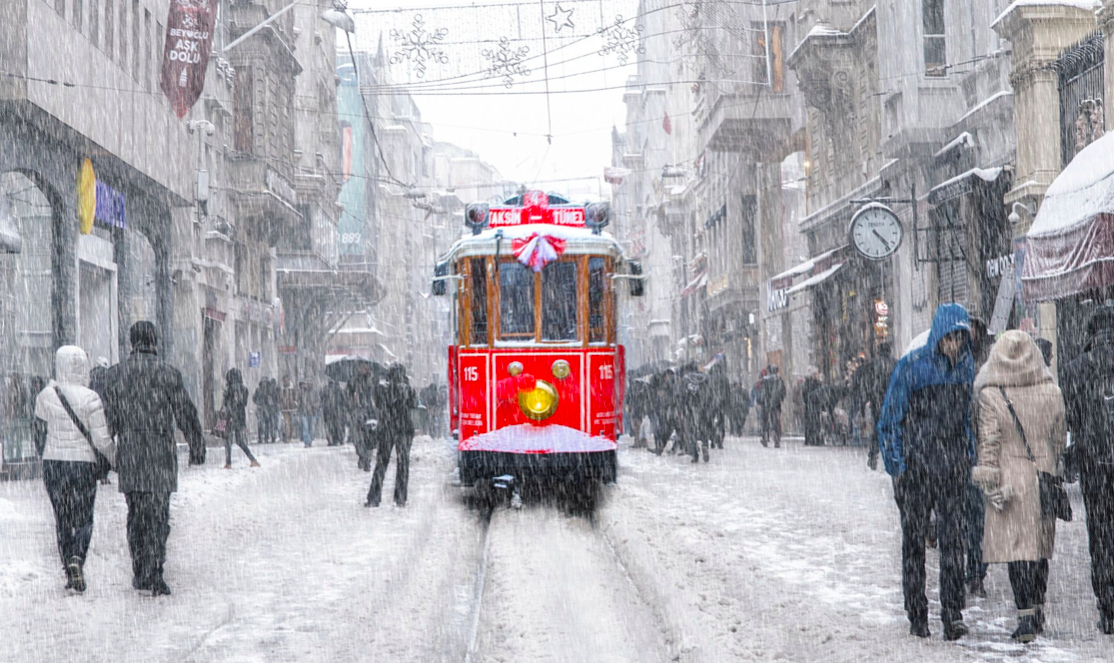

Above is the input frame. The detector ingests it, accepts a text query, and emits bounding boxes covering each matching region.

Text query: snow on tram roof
[443,223,624,261]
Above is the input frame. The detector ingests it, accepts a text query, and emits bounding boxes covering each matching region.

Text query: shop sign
[767,282,789,312]
[278,345,297,355]
[704,204,726,229]
[203,307,226,322]
[248,351,261,368]
[873,298,890,340]
[986,253,1014,280]
[76,159,127,234]
[265,168,297,206]
[159,0,218,118]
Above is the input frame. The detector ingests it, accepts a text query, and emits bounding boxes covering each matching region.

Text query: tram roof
[443,224,625,262]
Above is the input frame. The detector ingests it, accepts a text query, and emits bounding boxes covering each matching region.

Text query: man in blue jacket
[877,303,975,641]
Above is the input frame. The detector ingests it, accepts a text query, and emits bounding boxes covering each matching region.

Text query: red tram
[432,191,643,487]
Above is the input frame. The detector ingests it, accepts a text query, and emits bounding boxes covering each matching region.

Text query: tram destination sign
[488,206,586,228]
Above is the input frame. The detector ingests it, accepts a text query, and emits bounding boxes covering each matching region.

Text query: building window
[90,0,99,47]
[132,0,140,80]
[754,23,785,92]
[104,0,114,60]
[923,0,946,76]
[55,0,65,19]
[74,0,83,32]
[144,10,152,90]
[234,68,254,152]
[740,195,757,265]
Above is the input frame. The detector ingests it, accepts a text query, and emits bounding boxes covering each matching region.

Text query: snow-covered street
[2,436,1111,662]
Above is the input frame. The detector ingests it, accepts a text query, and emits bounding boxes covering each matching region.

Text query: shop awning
[926,166,1005,205]
[681,271,708,297]
[770,245,846,284]
[785,262,844,295]
[1023,131,1114,302]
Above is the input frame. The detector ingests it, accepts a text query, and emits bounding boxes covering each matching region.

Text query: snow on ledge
[934,132,974,158]
[958,91,1013,123]
[992,0,1102,29]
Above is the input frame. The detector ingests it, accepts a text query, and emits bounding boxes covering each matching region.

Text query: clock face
[850,207,903,261]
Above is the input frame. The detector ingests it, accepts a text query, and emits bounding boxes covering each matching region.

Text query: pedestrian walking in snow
[298,379,321,447]
[253,378,279,444]
[221,369,259,469]
[728,381,750,436]
[366,364,417,507]
[35,346,115,592]
[758,365,786,448]
[1061,305,1114,634]
[851,343,895,467]
[680,366,712,463]
[101,321,206,597]
[347,362,379,472]
[279,375,298,443]
[88,357,113,485]
[652,369,680,455]
[322,378,347,446]
[971,331,1066,643]
[707,359,730,450]
[877,303,975,641]
[802,367,824,447]
[964,318,993,600]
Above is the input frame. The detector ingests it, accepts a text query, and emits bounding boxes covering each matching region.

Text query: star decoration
[546,4,575,33]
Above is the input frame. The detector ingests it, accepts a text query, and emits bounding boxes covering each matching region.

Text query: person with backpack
[758,365,786,448]
[221,369,259,469]
[34,346,115,592]
[877,304,975,641]
[1062,305,1114,634]
[971,331,1066,643]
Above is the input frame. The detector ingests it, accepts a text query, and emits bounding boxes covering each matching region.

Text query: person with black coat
[322,378,348,447]
[707,360,730,450]
[347,363,379,471]
[366,363,417,507]
[852,343,896,466]
[100,321,206,597]
[651,369,680,455]
[758,365,787,448]
[253,378,277,444]
[1061,305,1114,634]
[221,369,258,469]
[801,367,824,447]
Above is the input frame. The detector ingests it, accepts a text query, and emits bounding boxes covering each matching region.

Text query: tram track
[460,494,679,663]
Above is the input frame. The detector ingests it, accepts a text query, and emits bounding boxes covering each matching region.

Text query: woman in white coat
[34,346,115,592]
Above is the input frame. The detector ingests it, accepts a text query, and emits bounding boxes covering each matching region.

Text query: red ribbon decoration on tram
[512,233,567,272]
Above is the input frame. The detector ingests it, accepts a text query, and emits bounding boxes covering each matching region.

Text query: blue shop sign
[248,351,261,368]
[94,180,127,229]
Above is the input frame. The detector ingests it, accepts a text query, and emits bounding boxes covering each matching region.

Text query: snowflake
[389,14,449,79]
[597,16,645,65]
[482,37,532,88]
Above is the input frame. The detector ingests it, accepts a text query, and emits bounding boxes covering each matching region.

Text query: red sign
[159,0,218,119]
[488,206,586,228]
[588,353,619,440]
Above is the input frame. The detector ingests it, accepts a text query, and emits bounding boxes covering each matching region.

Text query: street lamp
[224,1,355,52]
[188,120,215,224]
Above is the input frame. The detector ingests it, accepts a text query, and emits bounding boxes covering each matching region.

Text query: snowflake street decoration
[546,4,576,33]
[483,37,532,88]
[598,16,645,65]
[389,14,449,79]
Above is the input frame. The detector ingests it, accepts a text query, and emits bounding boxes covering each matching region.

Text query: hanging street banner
[159,0,218,119]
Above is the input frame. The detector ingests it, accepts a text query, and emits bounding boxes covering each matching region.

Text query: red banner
[159,0,218,119]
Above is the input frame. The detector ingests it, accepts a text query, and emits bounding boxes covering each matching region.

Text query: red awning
[1023,131,1114,301]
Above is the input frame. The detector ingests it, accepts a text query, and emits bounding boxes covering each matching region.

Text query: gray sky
[347,0,640,194]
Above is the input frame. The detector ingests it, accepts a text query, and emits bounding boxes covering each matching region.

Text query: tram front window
[499,262,535,338]
[542,262,578,341]
[588,257,606,343]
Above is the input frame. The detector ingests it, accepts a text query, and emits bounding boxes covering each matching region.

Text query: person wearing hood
[101,321,206,597]
[757,365,786,448]
[680,366,712,463]
[877,303,975,641]
[970,331,1065,643]
[366,363,417,507]
[34,346,115,592]
[221,368,259,469]
[1062,304,1114,634]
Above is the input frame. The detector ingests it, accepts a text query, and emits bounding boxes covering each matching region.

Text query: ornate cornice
[1008,60,1058,90]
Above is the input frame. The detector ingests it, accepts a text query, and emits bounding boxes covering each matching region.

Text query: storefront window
[542,261,578,341]
[499,262,535,339]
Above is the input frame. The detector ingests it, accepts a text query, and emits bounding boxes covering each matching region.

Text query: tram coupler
[492,474,523,509]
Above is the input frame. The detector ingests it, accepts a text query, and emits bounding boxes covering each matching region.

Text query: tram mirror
[465,203,490,235]
[585,202,611,235]
[431,261,449,296]
[629,261,644,297]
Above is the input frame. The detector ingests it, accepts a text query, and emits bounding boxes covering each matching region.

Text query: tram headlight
[518,380,559,421]
[551,359,571,379]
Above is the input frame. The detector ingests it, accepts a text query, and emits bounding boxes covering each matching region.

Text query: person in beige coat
[971,331,1066,643]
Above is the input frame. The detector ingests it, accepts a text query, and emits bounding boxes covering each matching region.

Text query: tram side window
[470,258,488,345]
[588,257,607,343]
[499,262,535,339]
[542,262,578,341]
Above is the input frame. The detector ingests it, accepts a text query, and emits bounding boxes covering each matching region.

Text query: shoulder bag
[998,386,1072,522]
[54,386,111,481]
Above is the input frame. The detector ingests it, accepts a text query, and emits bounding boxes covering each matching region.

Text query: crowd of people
[25,320,446,597]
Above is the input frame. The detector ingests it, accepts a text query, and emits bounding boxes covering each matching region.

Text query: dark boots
[1099,608,1114,634]
[967,576,987,599]
[1011,609,1037,643]
[65,557,85,593]
[942,619,969,641]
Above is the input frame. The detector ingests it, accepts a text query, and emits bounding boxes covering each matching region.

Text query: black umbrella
[324,355,387,382]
